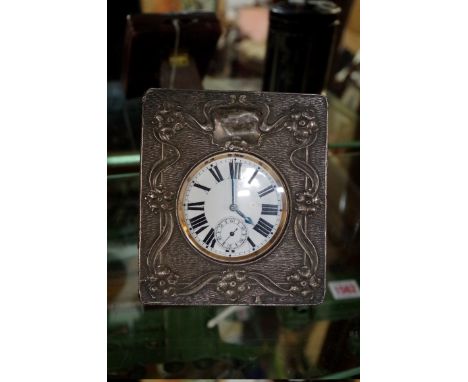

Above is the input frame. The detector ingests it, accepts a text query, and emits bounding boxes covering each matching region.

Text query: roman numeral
[247,237,256,248]
[187,201,204,211]
[193,183,211,192]
[253,218,274,237]
[195,225,208,235]
[202,228,216,248]
[261,204,278,215]
[189,213,208,229]
[258,185,275,198]
[248,167,259,184]
[229,160,242,180]
[208,164,224,183]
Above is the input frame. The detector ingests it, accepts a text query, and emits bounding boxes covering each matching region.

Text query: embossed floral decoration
[284,107,318,143]
[216,270,251,302]
[287,266,320,298]
[147,265,179,297]
[145,185,174,214]
[296,189,321,215]
[154,103,187,142]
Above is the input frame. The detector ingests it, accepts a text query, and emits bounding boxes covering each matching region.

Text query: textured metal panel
[139,89,328,305]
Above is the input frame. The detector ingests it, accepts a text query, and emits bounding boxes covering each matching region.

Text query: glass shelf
[107,150,359,379]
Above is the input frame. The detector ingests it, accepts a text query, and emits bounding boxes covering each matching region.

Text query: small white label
[328,280,360,300]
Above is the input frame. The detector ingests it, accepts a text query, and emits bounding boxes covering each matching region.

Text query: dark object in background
[122,12,221,98]
[263,0,341,94]
[108,0,141,81]
[107,82,139,152]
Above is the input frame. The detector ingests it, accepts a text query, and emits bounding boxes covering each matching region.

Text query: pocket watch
[177,151,289,263]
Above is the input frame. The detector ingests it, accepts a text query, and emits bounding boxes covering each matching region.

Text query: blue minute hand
[229,162,251,224]
[231,176,236,207]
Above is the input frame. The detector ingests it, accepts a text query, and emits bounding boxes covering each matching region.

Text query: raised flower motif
[147,265,179,297]
[216,270,251,302]
[295,189,321,215]
[287,266,320,298]
[284,107,318,143]
[145,185,174,213]
[154,104,187,142]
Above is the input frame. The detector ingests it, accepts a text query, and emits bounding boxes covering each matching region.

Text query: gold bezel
[176,151,290,263]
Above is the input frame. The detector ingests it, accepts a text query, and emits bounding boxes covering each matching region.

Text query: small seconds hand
[222,228,238,246]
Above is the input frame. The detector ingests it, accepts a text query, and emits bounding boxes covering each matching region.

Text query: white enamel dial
[177,152,289,263]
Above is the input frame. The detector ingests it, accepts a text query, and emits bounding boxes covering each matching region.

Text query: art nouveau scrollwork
[142,102,183,295]
[140,90,326,304]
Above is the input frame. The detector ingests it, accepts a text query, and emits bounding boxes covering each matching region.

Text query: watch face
[177,151,289,263]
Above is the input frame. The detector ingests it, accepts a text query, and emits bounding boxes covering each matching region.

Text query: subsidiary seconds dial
[177,152,289,263]
[215,217,248,250]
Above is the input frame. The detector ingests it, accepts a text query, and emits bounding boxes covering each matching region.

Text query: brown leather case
[121,12,221,98]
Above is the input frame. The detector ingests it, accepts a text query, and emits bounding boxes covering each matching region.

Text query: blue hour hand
[234,208,253,225]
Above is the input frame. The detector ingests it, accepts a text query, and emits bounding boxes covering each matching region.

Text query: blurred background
[108,0,359,379]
